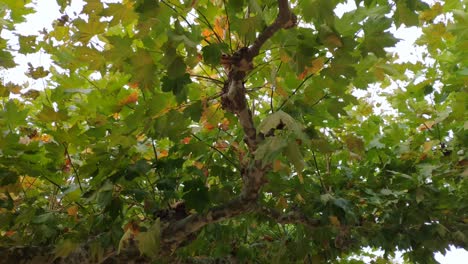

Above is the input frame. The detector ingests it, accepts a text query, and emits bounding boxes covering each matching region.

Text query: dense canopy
[0,0,467,263]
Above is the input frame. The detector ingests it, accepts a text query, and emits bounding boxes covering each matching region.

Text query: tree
[0,0,466,263]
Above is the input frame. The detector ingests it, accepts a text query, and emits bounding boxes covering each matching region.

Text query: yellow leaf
[374,66,385,81]
[21,176,37,189]
[276,196,288,210]
[423,141,433,153]
[40,134,52,143]
[309,57,325,74]
[324,34,343,48]
[297,172,304,184]
[329,216,341,227]
[275,85,288,98]
[418,120,435,131]
[295,193,305,203]
[280,51,291,63]
[118,228,134,254]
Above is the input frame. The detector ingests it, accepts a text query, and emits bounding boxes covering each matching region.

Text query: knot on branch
[283,13,297,29]
[220,47,253,114]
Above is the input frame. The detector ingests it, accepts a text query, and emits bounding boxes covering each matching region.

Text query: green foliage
[0,0,466,263]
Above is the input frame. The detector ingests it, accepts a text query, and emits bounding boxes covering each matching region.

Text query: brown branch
[248,0,297,59]
[161,197,257,252]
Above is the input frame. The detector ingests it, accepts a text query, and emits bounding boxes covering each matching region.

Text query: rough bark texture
[1,1,298,263]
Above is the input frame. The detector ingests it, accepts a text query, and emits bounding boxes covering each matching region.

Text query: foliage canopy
[0,0,467,263]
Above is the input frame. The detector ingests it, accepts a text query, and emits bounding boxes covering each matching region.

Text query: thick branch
[248,0,297,59]
[161,197,257,252]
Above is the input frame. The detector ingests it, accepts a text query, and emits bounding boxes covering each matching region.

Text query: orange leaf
[124,221,140,235]
[275,85,288,98]
[273,159,282,172]
[67,205,78,216]
[215,140,229,151]
[181,137,192,144]
[204,122,215,131]
[159,149,168,158]
[202,29,212,38]
[119,91,138,106]
[213,17,226,40]
[4,230,16,237]
[128,82,139,89]
[299,57,325,79]
[219,118,230,131]
[298,68,308,80]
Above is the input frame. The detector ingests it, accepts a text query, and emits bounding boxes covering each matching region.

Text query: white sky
[1,1,466,263]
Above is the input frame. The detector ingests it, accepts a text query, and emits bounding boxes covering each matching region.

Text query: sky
[1,0,466,263]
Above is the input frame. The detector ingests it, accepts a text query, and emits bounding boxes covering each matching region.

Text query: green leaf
[202,43,229,66]
[3,100,28,127]
[0,191,14,210]
[0,48,16,68]
[167,56,187,78]
[258,110,307,141]
[18,35,37,54]
[26,63,50,79]
[36,105,68,122]
[255,136,288,163]
[101,3,138,26]
[161,73,192,102]
[32,212,55,224]
[183,179,210,212]
[54,239,79,258]
[394,0,420,27]
[73,17,106,43]
[135,218,161,258]
[285,142,305,176]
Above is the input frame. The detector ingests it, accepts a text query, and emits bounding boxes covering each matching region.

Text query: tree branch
[248,0,297,59]
[161,197,257,252]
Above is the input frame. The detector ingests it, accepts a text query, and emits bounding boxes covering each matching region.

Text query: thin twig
[311,150,327,193]
[196,8,223,44]
[160,0,193,28]
[271,62,282,113]
[190,74,224,86]
[80,73,101,90]
[63,143,83,191]
[277,73,314,111]
[190,133,239,169]
[151,139,163,180]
